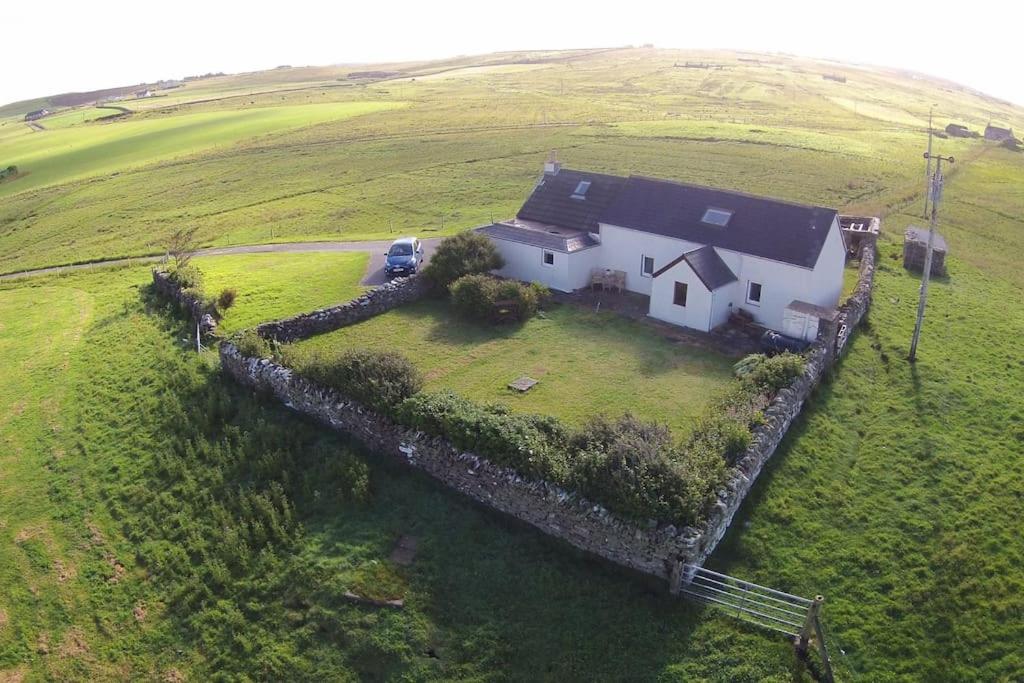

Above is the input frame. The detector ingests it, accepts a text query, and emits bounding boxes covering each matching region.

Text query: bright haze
[5,0,1022,107]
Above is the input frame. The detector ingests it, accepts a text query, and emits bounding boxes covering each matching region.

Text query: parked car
[384,237,424,277]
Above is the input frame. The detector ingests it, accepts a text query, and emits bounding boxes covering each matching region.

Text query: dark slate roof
[905,226,948,252]
[516,169,627,232]
[653,245,737,290]
[599,176,838,268]
[477,222,599,253]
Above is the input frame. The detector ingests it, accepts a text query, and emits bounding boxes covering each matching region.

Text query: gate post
[797,595,824,654]
[668,560,685,595]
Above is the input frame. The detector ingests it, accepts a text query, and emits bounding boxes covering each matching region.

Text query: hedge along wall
[220,239,877,588]
[152,269,218,335]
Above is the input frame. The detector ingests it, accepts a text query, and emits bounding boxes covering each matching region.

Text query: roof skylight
[701,207,733,226]
[571,180,591,200]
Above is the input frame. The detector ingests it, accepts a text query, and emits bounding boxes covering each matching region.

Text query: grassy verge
[194,251,370,333]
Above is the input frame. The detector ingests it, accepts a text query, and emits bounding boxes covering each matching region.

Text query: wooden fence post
[797,594,824,655]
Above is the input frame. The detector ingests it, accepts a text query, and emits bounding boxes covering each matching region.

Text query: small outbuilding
[781,300,838,342]
[903,226,947,276]
[24,109,50,121]
[945,123,974,138]
[984,124,1015,142]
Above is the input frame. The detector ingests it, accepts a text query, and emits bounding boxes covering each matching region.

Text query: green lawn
[194,251,370,333]
[287,299,736,434]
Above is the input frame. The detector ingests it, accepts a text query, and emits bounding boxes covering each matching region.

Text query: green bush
[169,263,204,290]
[733,352,805,392]
[449,274,543,323]
[234,329,272,359]
[295,348,423,415]
[218,288,238,310]
[398,390,570,482]
[423,232,504,290]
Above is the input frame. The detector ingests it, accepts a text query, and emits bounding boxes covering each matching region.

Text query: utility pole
[923,107,934,217]
[909,152,954,362]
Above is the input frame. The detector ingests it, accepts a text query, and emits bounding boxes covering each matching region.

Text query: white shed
[782,300,838,342]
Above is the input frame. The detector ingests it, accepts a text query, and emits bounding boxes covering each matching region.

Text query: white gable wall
[649,259,714,330]
[597,224,702,295]
[809,216,846,307]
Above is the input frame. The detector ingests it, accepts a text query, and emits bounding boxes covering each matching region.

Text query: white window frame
[640,254,655,278]
[542,250,555,267]
[701,207,733,227]
[746,280,763,306]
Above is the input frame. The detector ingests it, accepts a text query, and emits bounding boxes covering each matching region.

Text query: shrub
[449,274,541,323]
[218,288,238,310]
[733,352,805,392]
[423,232,504,290]
[169,263,204,290]
[296,348,423,415]
[234,329,272,359]
[450,274,496,320]
[398,390,570,482]
[690,414,752,464]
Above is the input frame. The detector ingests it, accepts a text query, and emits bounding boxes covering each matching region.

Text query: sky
[3,0,1022,108]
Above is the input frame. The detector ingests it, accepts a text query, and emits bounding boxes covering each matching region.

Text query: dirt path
[0,238,443,285]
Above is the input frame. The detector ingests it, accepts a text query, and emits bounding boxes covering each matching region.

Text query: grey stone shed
[903,226,947,276]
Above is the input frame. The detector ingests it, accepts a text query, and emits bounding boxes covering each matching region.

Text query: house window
[673,282,688,307]
[747,281,763,304]
[641,255,655,277]
[542,250,555,267]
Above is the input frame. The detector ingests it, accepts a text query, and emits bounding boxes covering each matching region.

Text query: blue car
[384,237,424,277]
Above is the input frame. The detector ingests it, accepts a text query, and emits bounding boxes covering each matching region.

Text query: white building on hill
[477,157,846,337]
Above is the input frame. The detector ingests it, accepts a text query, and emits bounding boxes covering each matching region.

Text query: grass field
[0,101,401,200]
[287,299,735,433]
[194,251,369,333]
[30,108,120,129]
[1,47,1023,681]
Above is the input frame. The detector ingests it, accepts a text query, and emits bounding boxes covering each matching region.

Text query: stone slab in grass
[508,376,539,392]
[389,535,418,566]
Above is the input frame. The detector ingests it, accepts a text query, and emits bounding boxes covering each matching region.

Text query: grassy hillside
[2,48,1021,273]
[1,49,1023,681]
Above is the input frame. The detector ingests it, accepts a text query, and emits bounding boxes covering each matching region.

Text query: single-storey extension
[478,157,847,337]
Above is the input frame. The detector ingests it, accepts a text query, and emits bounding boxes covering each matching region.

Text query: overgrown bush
[234,329,272,359]
[734,352,805,392]
[398,390,571,482]
[422,232,504,290]
[449,274,544,323]
[218,287,238,310]
[295,348,423,415]
[169,263,204,290]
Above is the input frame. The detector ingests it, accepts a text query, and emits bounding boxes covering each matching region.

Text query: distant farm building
[903,226,947,277]
[135,89,154,98]
[24,109,50,121]
[945,123,975,138]
[822,73,847,83]
[984,124,1015,142]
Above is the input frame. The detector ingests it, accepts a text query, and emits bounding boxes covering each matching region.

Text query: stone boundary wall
[682,236,877,575]
[151,269,217,334]
[255,275,429,343]
[219,343,702,579]
[219,236,877,588]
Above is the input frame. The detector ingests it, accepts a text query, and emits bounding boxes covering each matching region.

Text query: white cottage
[477,158,846,337]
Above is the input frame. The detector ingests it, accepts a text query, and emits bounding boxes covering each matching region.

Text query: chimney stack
[543,150,561,176]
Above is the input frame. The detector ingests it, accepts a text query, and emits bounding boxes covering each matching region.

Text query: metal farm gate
[678,565,836,682]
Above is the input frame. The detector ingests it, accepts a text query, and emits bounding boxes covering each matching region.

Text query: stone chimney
[543,150,561,176]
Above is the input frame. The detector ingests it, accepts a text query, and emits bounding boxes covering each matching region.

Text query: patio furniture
[589,268,626,293]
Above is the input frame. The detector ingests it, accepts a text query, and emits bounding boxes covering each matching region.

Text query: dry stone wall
[256,275,429,343]
[152,270,217,334]
[219,238,877,588]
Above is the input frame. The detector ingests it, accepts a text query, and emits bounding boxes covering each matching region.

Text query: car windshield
[389,243,413,256]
